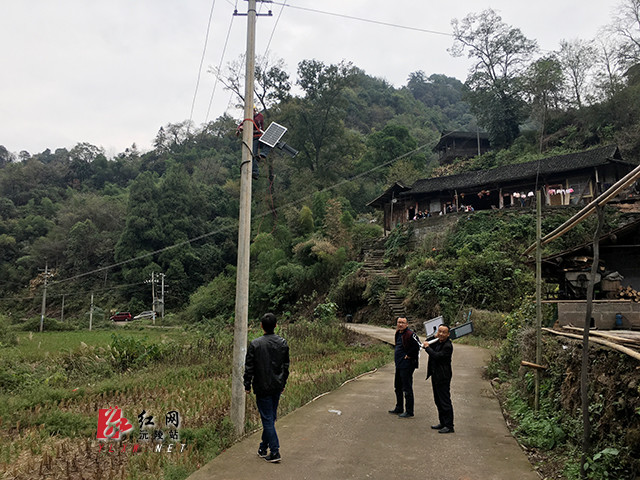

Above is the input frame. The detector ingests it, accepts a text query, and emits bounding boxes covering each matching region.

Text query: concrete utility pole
[160,273,165,321]
[151,271,156,325]
[39,264,50,332]
[231,0,258,437]
[89,293,94,331]
[60,294,65,322]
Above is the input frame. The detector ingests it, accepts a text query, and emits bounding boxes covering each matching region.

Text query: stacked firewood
[618,286,640,301]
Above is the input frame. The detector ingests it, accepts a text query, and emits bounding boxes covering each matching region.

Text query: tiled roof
[435,131,490,149]
[408,145,624,195]
[366,182,410,207]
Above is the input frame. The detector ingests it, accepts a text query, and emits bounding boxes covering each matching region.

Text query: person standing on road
[389,317,420,418]
[244,313,290,463]
[423,324,454,433]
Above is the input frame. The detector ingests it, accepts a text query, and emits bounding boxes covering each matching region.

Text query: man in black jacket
[389,317,420,418]
[423,324,454,433]
[244,313,290,463]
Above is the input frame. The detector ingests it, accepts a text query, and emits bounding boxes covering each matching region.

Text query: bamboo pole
[543,328,640,361]
[562,326,640,345]
[535,190,542,411]
[580,206,603,479]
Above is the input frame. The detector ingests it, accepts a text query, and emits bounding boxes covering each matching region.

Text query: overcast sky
[1,0,621,156]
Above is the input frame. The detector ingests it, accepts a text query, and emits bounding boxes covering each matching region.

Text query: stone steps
[361,246,407,319]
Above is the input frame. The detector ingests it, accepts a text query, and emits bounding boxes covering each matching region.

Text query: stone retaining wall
[558,300,640,329]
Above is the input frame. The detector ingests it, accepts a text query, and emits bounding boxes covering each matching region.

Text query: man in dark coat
[389,317,420,418]
[423,324,454,433]
[244,313,290,462]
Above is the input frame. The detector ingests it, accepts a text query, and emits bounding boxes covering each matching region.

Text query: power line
[269,2,453,37]
[0,282,147,303]
[188,0,219,133]
[261,0,288,63]
[47,141,433,287]
[205,7,238,123]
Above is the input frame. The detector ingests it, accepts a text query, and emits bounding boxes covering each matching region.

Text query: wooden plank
[521,360,547,370]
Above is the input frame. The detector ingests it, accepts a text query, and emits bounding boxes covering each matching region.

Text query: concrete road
[187,324,540,480]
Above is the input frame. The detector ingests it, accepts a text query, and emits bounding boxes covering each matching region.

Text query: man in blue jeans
[389,317,420,418]
[244,313,290,463]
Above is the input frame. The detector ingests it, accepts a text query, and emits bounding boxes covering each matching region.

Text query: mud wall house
[436,131,491,164]
[368,145,636,233]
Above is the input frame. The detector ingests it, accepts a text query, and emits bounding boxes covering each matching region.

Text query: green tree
[64,219,101,274]
[359,124,420,180]
[323,198,350,248]
[524,57,565,152]
[287,60,359,176]
[115,172,162,286]
[450,9,537,147]
[0,145,14,167]
[297,205,315,236]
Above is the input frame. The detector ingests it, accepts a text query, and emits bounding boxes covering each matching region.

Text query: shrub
[507,386,566,449]
[384,223,413,264]
[313,301,338,323]
[37,410,95,437]
[363,275,388,306]
[0,314,17,347]
[329,268,367,312]
[16,317,76,332]
[467,309,508,340]
[184,268,236,322]
[108,334,165,372]
[414,269,456,320]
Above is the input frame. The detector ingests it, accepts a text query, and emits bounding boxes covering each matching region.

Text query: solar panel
[450,321,474,340]
[259,122,287,147]
[424,316,443,339]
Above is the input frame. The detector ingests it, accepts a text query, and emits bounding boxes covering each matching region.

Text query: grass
[1,327,197,362]
[0,320,391,480]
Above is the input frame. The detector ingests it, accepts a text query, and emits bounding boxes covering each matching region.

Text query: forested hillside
[1,5,640,327]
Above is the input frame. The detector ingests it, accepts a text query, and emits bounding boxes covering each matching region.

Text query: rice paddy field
[0,320,391,479]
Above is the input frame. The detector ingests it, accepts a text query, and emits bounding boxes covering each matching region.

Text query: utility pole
[160,273,165,321]
[230,0,259,437]
[535,190,542,411]
[39,264,51,332]
[89,293,94,331]
[60,294,65,322]
[151,271,156,325]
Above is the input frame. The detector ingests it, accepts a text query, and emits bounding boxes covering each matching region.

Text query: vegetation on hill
[1,2,640,477]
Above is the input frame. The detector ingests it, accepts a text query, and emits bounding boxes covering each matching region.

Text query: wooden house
[368,145,637,234]
[435,131,491,164]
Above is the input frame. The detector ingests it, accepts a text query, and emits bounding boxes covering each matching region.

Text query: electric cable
[0,282,147,303]
[269,2,452,37]
[188,0,218,134]
[259,0,288,72]
[205,5,238,123]
[47,141,433,287]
